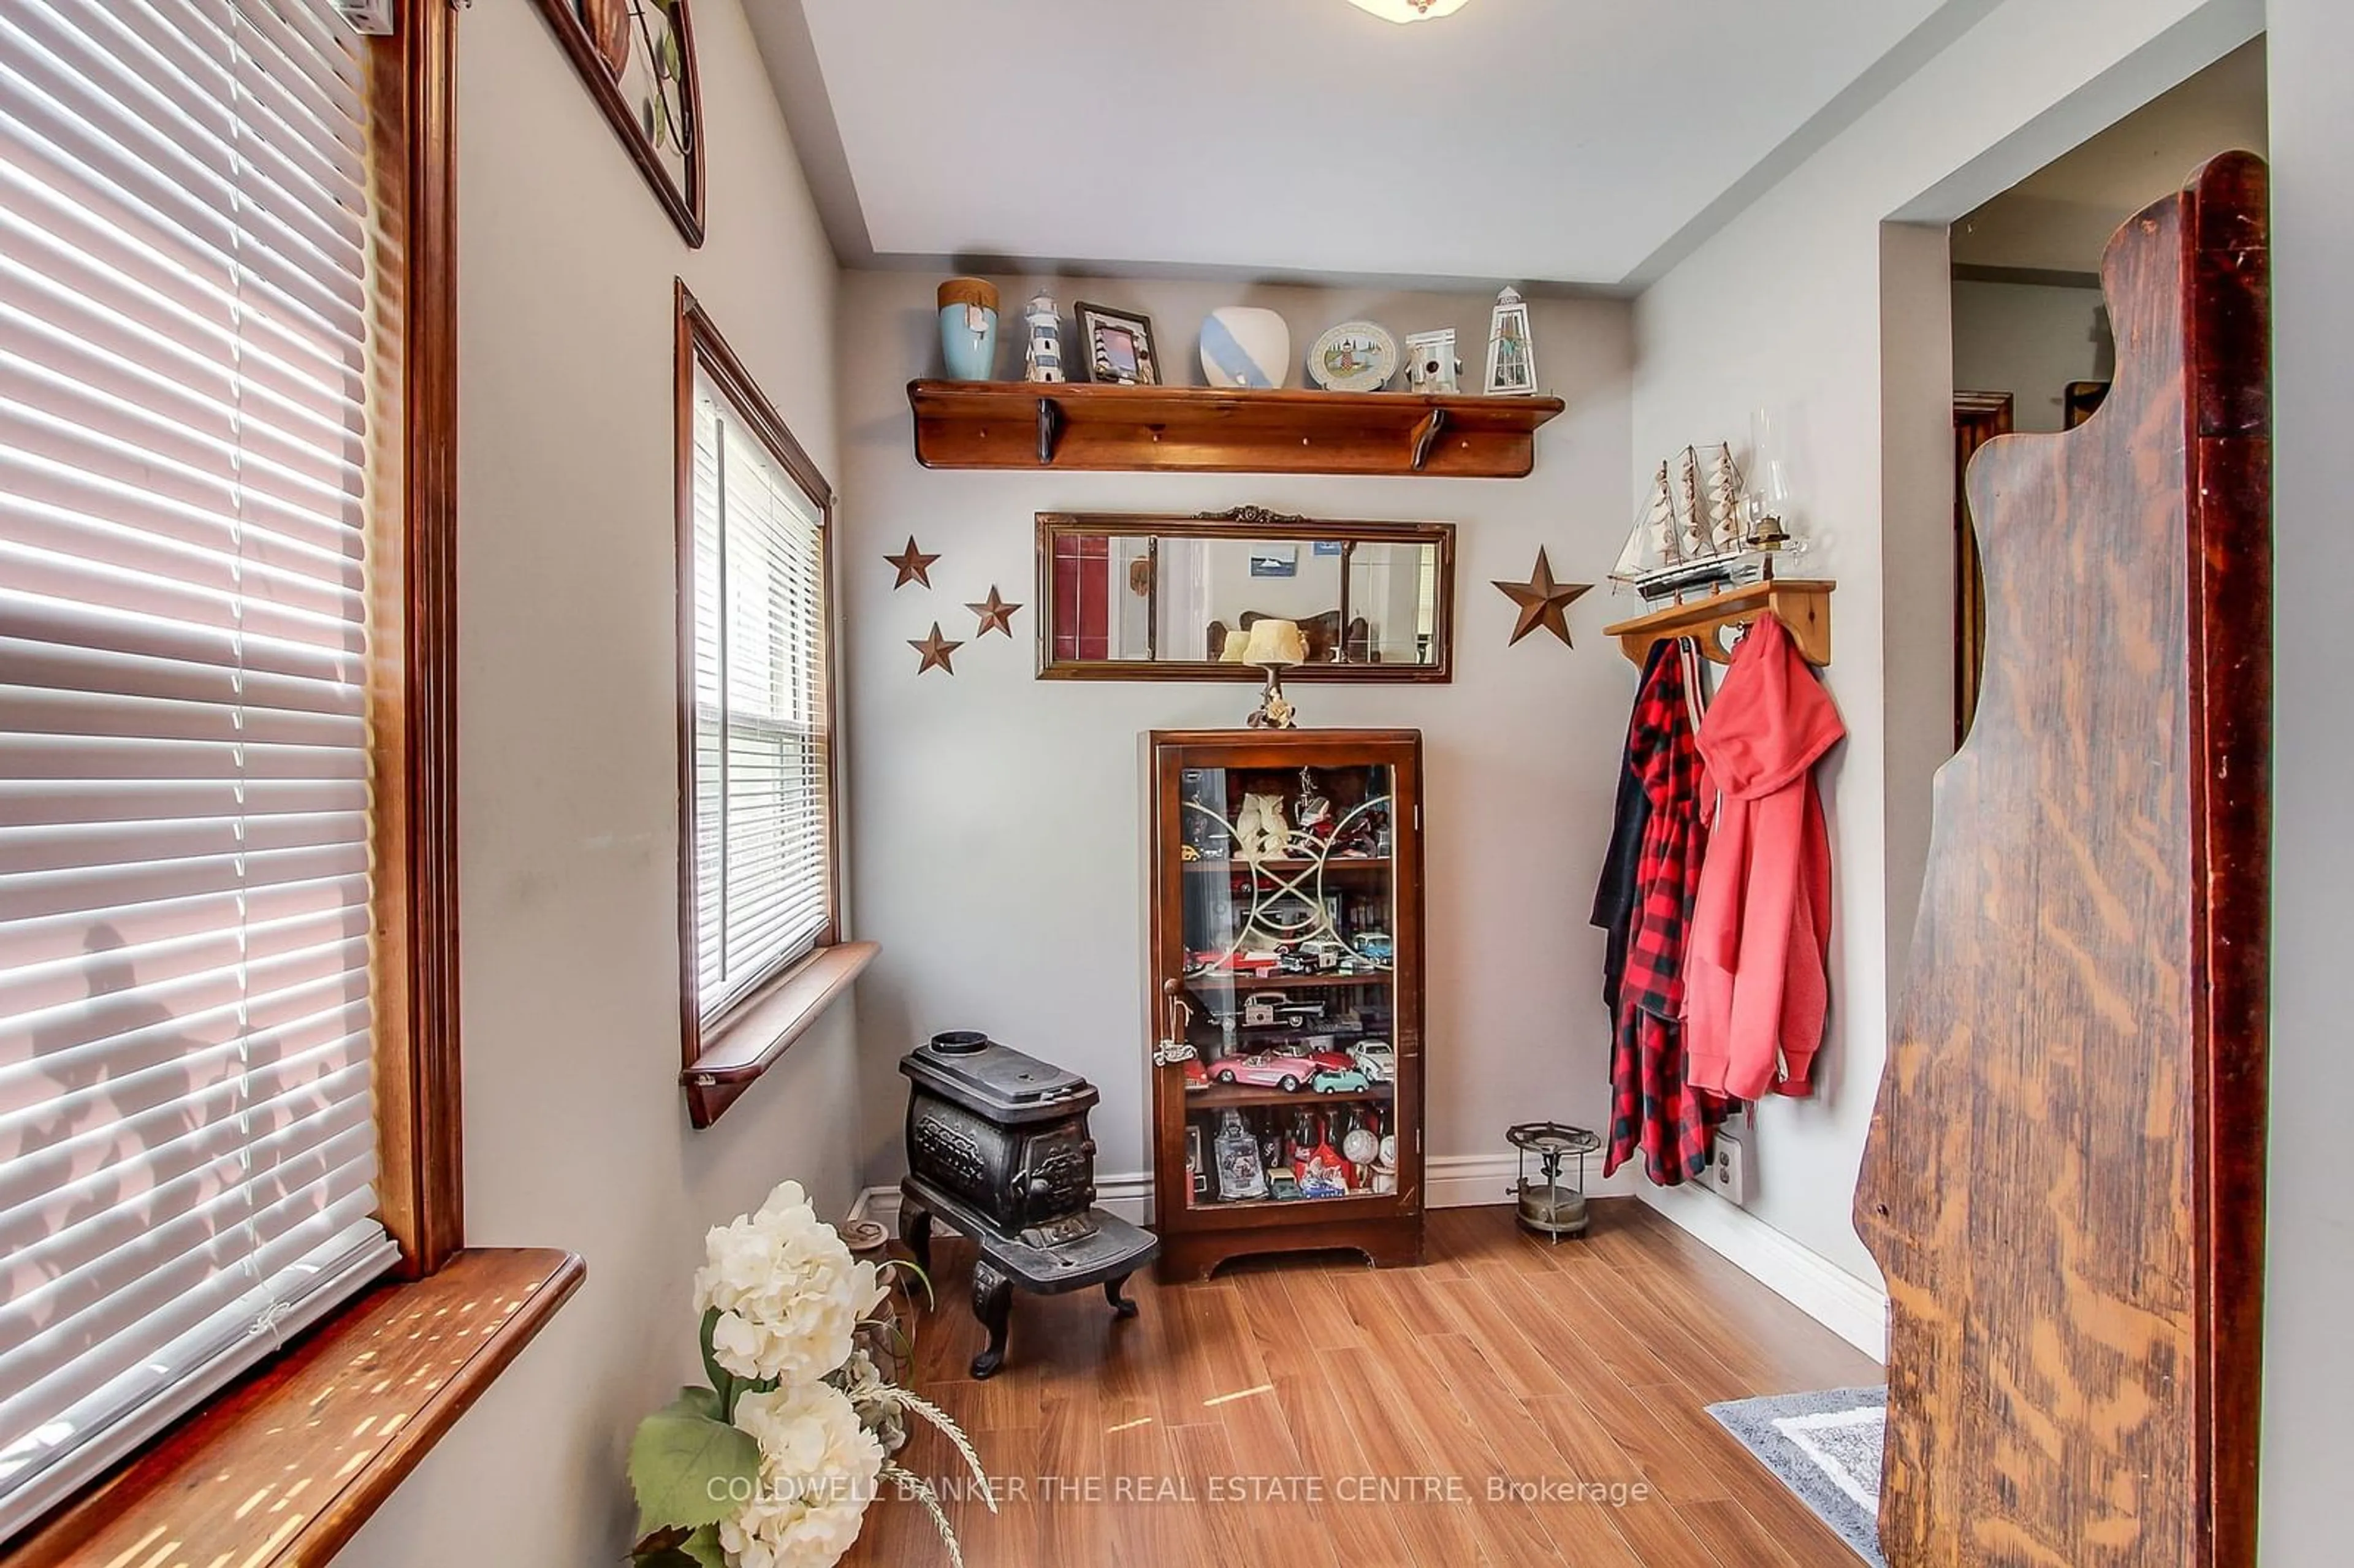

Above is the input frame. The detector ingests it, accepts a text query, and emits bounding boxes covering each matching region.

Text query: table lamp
[1240,618,1307,729]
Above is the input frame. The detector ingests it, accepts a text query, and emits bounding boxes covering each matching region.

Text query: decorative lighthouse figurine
[1024,292,1065,383]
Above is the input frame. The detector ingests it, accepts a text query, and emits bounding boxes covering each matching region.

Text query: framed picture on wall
[528,0,706,247]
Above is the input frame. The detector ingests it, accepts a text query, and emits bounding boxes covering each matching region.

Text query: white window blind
[689,367,832,1022]
[0,0,399,1536]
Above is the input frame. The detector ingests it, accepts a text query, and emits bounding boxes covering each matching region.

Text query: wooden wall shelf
[1602,577,1835,668]
[908,379,1565,478]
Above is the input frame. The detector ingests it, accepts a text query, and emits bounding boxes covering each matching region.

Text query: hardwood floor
[844,1200,1883,1567]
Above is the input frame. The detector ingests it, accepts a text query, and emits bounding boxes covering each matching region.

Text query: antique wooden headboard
[1856,152,2271,1566]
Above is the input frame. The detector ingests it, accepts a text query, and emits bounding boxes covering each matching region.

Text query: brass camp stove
[1507,1121,1601,1240]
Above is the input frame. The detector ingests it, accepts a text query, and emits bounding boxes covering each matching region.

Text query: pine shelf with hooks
[1602,578,1834,668]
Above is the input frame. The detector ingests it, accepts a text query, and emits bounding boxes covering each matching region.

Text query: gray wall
[834,273,1639,1201]
[2259,0,2352,1558]
[1950,280,2114,432]
[335,1,861,1561]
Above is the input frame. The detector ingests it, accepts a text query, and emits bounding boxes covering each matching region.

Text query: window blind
[689,368,832,1022]
[0,0,398,1535]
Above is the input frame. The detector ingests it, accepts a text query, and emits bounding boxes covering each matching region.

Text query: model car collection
[1211,1053,1320,1092]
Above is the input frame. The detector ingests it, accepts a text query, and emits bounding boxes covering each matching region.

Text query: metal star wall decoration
[885,536,940,590]
[967,587,1021,637]
[909,623,962,675]
[1492,547,1593,647]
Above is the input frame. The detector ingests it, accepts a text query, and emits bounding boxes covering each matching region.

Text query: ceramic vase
[939,278,999,381]
[1199,306,1291,389]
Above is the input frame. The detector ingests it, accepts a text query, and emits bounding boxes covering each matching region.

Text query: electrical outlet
[1710,1133,1749,1206]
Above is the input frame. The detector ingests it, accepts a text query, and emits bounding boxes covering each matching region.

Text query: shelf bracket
[1036,396,1065,465]
[1408,407,1447,472]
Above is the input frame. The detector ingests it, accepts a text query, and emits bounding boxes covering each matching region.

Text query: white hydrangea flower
[720,1382,887,1568]
[694,1181,886,1384]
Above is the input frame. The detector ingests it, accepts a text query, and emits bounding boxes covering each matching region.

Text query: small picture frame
[1076,302,1160,386]
[1249,544,1299,579]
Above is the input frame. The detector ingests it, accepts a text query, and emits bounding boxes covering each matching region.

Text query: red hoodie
[1685,614,1844,1100]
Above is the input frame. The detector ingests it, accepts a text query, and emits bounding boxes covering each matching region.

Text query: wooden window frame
[672,282,863,1130]
[371,0,465,1280]
[3,9,582,1561]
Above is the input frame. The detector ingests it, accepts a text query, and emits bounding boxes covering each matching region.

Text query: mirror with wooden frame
[1036,508,1455,682]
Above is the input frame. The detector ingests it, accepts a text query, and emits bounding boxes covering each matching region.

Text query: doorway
[1944,36,2267,750]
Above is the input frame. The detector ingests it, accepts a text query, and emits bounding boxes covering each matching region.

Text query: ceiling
[749,0,1970,290]
[1952,37,2268,277]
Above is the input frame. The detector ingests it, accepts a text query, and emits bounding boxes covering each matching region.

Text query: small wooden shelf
[1190,1190,1390,1212]
[1189,1082,1395,1110]
[1602,577,1835,668]
[1184,970,1393,990]
[908,379,1564,478]
[1183,856,1393,874]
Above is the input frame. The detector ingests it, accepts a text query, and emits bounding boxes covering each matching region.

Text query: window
[675,286,838,1059]
[0,0,459,1536]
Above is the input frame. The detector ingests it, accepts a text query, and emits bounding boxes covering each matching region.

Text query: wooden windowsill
[683,940,878,1128]
[6,1247,585,1568]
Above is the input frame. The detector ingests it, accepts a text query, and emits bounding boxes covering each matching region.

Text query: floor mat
[1705,1385,1886,1565]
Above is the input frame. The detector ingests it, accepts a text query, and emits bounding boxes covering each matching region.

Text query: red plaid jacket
[1604,645,1731,1184]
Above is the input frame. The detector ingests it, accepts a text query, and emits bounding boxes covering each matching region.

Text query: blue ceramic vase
[939,278,999,380]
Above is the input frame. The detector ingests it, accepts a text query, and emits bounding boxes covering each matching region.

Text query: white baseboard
[848,1149,1642,1235]
[1639,1181,1889,1362]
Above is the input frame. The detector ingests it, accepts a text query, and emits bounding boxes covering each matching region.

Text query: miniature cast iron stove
[899,1031,1159,1379]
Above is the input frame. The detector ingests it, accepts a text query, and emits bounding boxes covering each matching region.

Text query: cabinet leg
[1105,1274,1138,1319]
[970,1260,1013,1380]
[899,1200,933,1279]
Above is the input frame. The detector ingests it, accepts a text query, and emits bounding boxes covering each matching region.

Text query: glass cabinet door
[1169,759,1402,1211]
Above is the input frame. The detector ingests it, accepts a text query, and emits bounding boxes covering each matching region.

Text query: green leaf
[629,1524,711,1568]
[698,1308,738,1420]
[677,1385,722,1423]
[680,1525,729,1568]
[629,1402,760,1532]
[888,1258,937,1311]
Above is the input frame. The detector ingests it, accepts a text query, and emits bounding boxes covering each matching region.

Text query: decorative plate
[1308,321,1398,393]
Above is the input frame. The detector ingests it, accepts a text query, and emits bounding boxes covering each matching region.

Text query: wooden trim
[1035,512,1456,683]
[674,283,844,1117]
[682,941,879,1128]
[1952,392,2013,748]
[2181,151,2271,1568]
[366,0,463,1279]
[909,379,1564,479]
[525,0,706,247]
[5,1250,585,1568]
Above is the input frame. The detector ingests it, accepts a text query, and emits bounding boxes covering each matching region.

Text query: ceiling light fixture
[1346,0,1471,23]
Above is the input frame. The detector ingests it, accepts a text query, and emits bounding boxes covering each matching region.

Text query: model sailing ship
[1610,443,1796,603]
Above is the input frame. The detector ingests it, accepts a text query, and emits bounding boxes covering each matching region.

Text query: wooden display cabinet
[1145,729,1425,1282]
